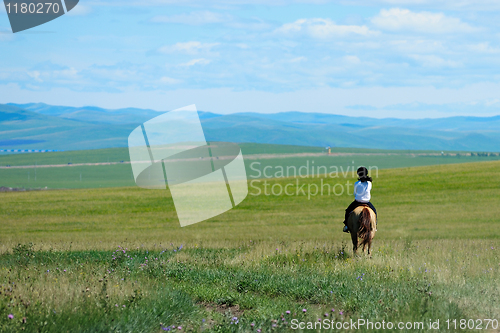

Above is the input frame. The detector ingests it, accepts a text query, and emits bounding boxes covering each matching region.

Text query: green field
[1,144,499,189]
[1,160,499,332]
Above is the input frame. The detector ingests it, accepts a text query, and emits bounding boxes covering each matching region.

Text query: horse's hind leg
[351,232,358,256]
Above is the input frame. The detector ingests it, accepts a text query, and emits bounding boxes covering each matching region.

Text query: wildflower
[285,310,291,314]
[302,309,307,313]
[339,311,344,315]
[123,305,126,308]
[331,308,335,312]
[324,313,328,317]
[178,326,182,330]
[251,323,255,327]
[8,314,14,319]
[257,329,262,332]
[272,324,277,327]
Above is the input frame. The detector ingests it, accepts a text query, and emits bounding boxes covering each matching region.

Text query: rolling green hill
[2,103,500,152]
[0,104,137,151]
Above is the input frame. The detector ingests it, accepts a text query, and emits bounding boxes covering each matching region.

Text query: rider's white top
[354,180,371,203]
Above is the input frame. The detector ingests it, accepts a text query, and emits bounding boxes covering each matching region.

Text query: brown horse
[347,205,377,256]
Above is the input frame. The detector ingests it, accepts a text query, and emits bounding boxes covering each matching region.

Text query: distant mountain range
[1,102,499,152]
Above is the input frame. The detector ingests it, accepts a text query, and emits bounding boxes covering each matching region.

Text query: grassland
[0,160,499,332]
[1,143,499,189]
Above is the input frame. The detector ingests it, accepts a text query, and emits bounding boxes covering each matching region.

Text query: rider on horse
[343,166,377,233]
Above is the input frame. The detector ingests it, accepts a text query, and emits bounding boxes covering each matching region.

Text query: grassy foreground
[1,161,500,332]
[1,240,499,332]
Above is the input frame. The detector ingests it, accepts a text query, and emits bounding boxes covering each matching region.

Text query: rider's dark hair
[357,166,372,182]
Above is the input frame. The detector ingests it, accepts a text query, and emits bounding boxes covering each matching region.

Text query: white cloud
[484,98,500,106]
[90,69,136,81]
[275,18,379,38]
[150,11,230,25]
[235,43,249,49]
[388,39,445,54]
[150,11,270,30]
[410,54,462,68]
[343,55,361,64]
[376,0,500,10]
[158,41,220,55]
[158,76,181,84]
[21,67,79,84]
[0,33,14,42]
[467,42,500,54]
[179,58,212,66]
[290,56,307,63]
[27,71,43,82]
[227,19,271,31]
[371,8,478,33]
[67,4,92,16]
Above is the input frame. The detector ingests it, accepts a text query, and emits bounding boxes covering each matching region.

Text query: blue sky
[1,0,500,118]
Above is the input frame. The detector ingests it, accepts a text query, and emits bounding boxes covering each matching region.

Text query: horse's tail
[358,207,372,247]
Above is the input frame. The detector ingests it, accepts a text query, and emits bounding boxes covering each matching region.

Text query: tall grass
[0,240,498,332]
